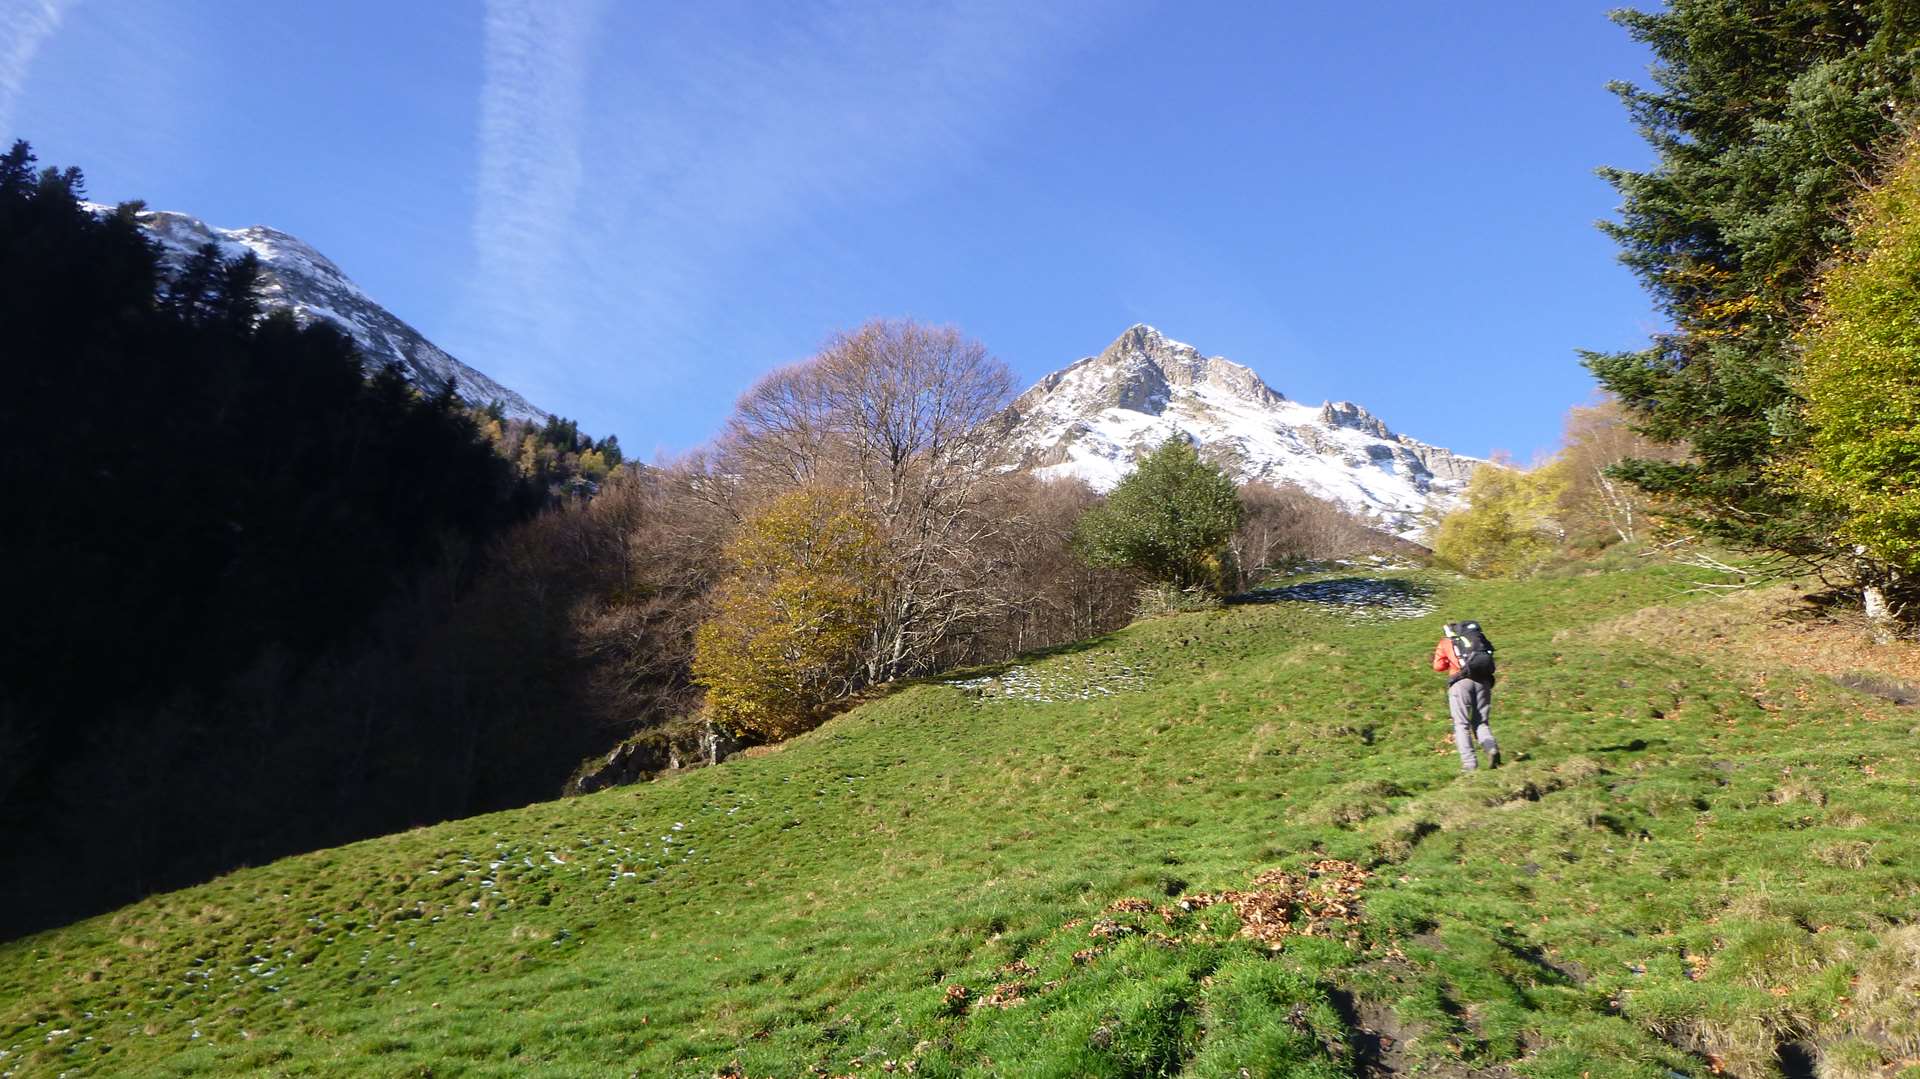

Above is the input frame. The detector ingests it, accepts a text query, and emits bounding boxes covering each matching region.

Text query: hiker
[1432,621,1500,771]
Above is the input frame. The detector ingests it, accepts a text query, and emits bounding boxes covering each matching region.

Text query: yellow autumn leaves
[692,489,883,741]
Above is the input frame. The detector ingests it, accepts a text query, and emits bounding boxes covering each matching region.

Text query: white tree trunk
[1863,582,1894,645]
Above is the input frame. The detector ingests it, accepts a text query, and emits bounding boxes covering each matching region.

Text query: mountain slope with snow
[99,204,544,420]
[1005,325,1481,535]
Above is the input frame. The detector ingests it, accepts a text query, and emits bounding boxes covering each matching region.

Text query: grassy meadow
[3,561,1917,1078]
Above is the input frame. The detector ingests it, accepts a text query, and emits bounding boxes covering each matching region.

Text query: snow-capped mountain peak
[1004,326,1481,536]
[1027,323,1284,414]
[90,203,545,421]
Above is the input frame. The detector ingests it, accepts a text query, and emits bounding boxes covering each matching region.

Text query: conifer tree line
[470,404,628,500]
[0,142,619,936]
[0,144,1397,935]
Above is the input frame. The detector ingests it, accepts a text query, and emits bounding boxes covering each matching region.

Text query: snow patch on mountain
[88,203,545,421]
[1004,325,1481,537]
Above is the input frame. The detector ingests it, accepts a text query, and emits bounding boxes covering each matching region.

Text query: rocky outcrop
[1318,401,1393,440]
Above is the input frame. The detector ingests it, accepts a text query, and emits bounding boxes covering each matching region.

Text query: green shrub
[1075,436,1243,594]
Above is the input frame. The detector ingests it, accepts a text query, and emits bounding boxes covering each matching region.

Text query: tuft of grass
[1771,777,1830,807]
[1836,924,1920,1059]
[1310,779,1409,828]
[1811,839,1876,869]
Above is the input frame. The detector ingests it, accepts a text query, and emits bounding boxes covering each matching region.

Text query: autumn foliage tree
[1585,1,1920,564]
[717,319,1016,683]
[1431,462,1566,578]
[693,489,883,740]
[1555,397,1679,550]
[1791,143,1920,628]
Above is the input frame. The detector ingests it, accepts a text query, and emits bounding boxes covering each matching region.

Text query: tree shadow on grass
[1492,936,1585,988]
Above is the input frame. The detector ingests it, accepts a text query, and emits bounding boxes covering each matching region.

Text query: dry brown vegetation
[688,320,1139,735]
[1582,581,1920,694]
[1229,480,1413,588]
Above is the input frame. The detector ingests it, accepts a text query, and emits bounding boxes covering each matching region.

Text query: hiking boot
[1487,748,1502,770]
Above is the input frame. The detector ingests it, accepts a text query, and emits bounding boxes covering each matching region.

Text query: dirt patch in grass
[1328,983,1514,1079]
[1830,672,1920,706]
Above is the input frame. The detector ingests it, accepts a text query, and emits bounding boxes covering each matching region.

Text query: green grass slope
[4,565,1918,1079]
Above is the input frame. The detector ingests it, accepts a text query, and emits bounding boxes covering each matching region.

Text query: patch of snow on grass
[1236,576,1435,622]
[948,654,1147,704]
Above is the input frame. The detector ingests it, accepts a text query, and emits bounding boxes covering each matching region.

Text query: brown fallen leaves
[981,980,1028,1008]
[1177,859,1371,948]
[1083,860,1370,956]
[932,859,1372,1034]
[941,983,970,1015]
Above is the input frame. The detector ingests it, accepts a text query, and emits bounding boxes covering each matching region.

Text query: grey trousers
[1448,678,1498,770]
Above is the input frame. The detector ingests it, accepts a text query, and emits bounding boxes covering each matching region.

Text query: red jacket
[1431,637,1463,678]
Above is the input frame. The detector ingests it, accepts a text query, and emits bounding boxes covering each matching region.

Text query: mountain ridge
[1004,324,1481,536]
[89,202,545,421]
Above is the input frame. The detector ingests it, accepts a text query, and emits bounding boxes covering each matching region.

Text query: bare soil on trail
[1330,986,1515,1079]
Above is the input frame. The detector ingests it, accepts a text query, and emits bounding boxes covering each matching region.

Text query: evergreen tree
[0,140,35,200]
[1586,1,1920,560]
[1073,436,1244,593]
[0,142,541,934]
[596,434,623,467]
[216,250,263,330]
[168,242,224,322]
[540,414,580,449]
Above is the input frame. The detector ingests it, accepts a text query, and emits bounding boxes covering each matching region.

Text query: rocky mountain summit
[100,204,544,420]
[1004,325,1480,535]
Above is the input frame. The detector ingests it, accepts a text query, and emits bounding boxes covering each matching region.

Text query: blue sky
[7,1,1659,462]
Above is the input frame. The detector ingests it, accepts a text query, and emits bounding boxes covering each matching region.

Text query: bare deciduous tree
[1558,396,1683,547]
[1229,481,1406,587]
[943,474,1135,661]
[719,319,1018,682]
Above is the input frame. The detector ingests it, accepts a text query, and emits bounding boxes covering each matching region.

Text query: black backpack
[1447,621,1496,682]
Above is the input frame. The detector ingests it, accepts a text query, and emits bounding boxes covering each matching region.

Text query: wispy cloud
[0,0,74,136]
[601,3,1096,305]
[451,0,1131,422]
[468,0,608,357]
[446,0,1137,435]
